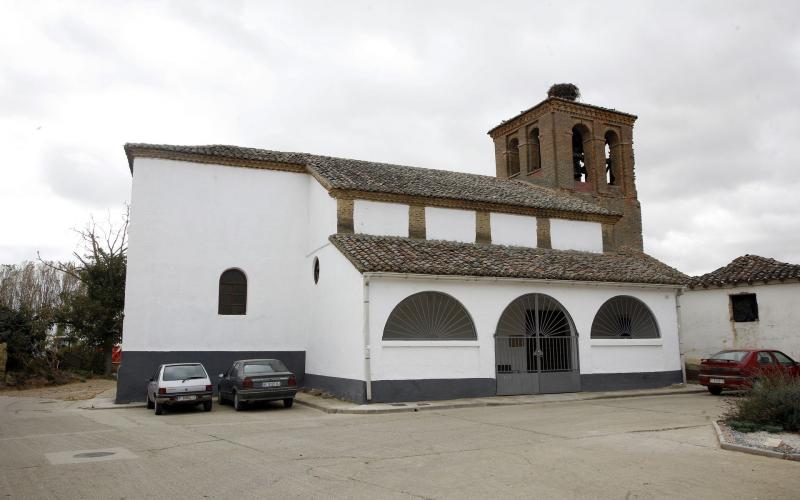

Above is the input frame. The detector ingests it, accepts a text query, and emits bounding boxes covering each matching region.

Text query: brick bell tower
[487,84,643,252]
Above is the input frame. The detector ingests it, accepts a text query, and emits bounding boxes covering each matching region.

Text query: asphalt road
[0,392,798,499]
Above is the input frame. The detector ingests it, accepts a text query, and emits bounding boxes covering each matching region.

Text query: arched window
[590,296,659,339]
[604,130,620,185]
[572,125,589,182]
[312,257,320,284]
[218,269,247,315]
[528,128,541,173]
[383,292,477,340]
[507,138,520,177]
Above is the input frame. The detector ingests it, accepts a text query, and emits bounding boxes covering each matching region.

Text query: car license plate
[710,378,724,384]
[176,395,197,401]
[262,381,280,388]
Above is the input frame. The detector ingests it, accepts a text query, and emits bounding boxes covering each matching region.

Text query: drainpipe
[363,276,372,402]
[675,288,686,384]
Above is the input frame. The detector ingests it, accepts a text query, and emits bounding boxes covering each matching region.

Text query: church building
[116,86,687,403]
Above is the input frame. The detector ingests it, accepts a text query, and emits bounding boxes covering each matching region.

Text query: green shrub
[725,372,800,432]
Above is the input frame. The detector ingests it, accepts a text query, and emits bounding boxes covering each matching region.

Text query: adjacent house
[116,90,687,403]
[680,255,800,378]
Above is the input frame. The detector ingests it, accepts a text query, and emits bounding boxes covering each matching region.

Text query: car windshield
[243,360,288,375]
[710,351,748,362]
[163,364,207,381]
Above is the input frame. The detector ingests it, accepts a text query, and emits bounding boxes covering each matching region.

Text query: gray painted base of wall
[116,351,306,403]
[304,373,367,403]
[580,370,683,392]
[307,370,683,404]
[371,378,496,403]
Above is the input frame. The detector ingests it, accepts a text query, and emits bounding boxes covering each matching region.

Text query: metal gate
[495,294,580,395]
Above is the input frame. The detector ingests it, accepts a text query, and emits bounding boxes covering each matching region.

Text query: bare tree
[42,206,129,375]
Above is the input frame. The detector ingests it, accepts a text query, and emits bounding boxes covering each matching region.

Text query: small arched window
[312,257,320,285]
[590,296,659,339]
[604,130,620,185]
[572,125,589,182]
[507,138,520,177]
[218,269,247,315]
[528,128,541,173]
[383,292,477,340]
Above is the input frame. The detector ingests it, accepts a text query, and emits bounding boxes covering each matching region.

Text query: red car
[699,349,799,395]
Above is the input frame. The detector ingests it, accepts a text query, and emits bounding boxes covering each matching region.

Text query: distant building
[116,88,686,404]
[680,255,800,377]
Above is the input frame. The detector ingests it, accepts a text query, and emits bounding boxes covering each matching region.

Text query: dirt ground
[0,378,115,400]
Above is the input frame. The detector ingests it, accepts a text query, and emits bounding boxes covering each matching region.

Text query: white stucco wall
[367,276,681,382]
[353,200,408,237]
[307,178,337,252]
[491,213,537,248]
[425,207,475,243]
[550,219,603,253]
[124,158,311,352]
[679,283,800,361]
[304,243,365,380]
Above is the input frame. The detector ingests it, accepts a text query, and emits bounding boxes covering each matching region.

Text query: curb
[79,397,147,410]
[295,387,707,415]
[711,421,800,462]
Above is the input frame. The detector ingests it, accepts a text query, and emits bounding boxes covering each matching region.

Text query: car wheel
[146,393,154,409]
[708,386,723,396]
[233,391,243,411]
[203,400,212,412]
[154,400,163,415]
[283,398,294,408]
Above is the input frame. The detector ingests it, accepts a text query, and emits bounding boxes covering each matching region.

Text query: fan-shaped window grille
[383,292,477,340]
[496,293,575,339]
[591,296,659,339]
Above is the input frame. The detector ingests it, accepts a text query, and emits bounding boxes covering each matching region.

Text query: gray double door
[495,294,581,395]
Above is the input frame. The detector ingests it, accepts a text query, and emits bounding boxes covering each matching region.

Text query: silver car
[146,363,213,415]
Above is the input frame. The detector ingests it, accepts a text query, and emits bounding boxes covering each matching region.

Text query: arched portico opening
[495,293,581,395]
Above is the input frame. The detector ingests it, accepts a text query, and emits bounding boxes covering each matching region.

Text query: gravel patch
[717,420,800,459]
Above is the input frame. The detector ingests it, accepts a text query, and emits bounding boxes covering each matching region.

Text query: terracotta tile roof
[330,233,687,285]
[124,143,617,218]
[688,255,800,288]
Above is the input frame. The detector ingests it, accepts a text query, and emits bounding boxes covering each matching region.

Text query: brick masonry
[409,205,426,239]
[337,198,354,234]
[536,217,551,249]
[489,96,643,252]
[476,211,491,244]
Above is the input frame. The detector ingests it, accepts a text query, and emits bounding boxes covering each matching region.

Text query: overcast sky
[1,1,798,276]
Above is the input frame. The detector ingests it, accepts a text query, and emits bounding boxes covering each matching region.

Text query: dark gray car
[217,359,297,411]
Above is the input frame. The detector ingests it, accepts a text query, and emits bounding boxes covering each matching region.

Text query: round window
[313,257,320,284]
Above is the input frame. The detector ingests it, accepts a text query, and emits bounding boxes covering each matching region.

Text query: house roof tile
[330,233,687,285]
[688,255,800,288]
[124,143,618,218]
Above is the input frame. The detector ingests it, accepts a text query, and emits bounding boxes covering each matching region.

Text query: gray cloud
[1,0,799,275]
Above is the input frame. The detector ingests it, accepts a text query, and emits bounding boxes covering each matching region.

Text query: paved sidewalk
[294,383,706,414]
[84,383,706,413]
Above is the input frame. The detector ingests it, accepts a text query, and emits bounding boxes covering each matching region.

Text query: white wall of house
[353,200,408,237]
[426,207,475,243]
[304,243,365,381]
[367,276,681,382]
[550,219,603,253]
[491,213,537,248]
[307,178,337,252]
[123,158,310,352]
[679,283,800,361]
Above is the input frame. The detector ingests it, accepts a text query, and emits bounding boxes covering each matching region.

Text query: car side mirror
[218,373,225,378]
